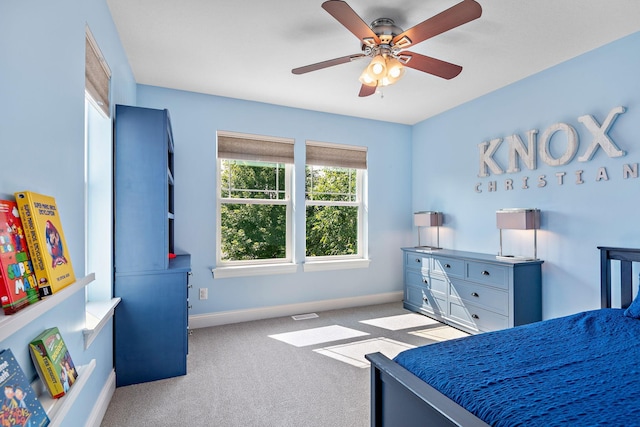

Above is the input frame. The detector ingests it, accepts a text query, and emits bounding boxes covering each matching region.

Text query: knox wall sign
[474,106,637,193]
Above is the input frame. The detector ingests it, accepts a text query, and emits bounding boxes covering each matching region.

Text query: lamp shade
[414,211,443,227]
[496,208,540,230]
[358,68,377,86]
[367,55,387,77]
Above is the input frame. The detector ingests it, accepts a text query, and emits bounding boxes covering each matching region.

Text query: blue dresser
[114,105,191,386]
[402,248,542,333]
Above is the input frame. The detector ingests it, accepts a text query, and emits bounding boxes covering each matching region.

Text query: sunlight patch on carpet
[409,325,469,342]
[314,337,416,368]
[268,325,369,347]
[359,313,440,331]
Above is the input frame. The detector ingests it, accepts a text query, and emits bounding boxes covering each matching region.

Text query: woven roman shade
[218,133,294,164]
[85,29,111,117]
[306,141,367,169]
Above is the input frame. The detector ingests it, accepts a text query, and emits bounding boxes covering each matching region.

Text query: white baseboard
[189,291,403,329]
[85,369,116,427]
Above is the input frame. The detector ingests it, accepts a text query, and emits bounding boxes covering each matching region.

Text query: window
[84,28,112,301]
[305,141,367,261]
[84,27,119,348]
[217,132,294,267]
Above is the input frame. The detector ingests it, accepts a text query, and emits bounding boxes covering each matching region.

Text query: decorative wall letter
[595,167,609,181]
[539,123,579,167]
[478,139,504,177]
[577,106,626,162]
[505,179,513,190]
[506,129,537,173]
[623,163,638,179]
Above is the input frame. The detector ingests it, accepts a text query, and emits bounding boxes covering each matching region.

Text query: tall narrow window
[305,141,367,260]
[84,28,112,302]
[217,132,294,265]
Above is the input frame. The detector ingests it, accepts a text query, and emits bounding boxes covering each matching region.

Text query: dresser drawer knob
[415,258,421,263]
[481,270,490,276]
[471,292,479,297]
[471,314,480,319]
[423,297,430,304]
[444,263,451,269]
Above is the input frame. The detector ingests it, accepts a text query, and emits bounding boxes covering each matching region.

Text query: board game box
[29,328,77,399]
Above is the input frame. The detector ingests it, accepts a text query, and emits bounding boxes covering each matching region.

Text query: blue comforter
[393,309,640,426]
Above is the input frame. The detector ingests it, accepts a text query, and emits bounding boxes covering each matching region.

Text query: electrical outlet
[199,288,208,300]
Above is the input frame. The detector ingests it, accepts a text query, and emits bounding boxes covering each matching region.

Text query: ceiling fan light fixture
[386,57,405,79]
[367,55,387,77]
[358,69,377,86]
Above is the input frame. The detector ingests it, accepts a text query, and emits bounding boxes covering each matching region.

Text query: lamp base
[496,254,537,261]
[415,245,442,252]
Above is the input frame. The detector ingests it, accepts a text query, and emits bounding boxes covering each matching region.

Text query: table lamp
[414,211,443,249]
[496,208,540,260]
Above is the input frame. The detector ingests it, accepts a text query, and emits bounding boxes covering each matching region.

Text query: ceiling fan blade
[358,84,377,97]
[392,0,482,48]
[322,0,380,45]
[292,53,366,75]
[401,51,463,79]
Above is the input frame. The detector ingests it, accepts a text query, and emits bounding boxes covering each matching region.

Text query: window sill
[83,297,121,350]
[303,258,370,272]
[212,263,298,279]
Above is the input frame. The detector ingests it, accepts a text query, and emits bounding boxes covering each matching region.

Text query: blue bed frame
[365,246,640,427]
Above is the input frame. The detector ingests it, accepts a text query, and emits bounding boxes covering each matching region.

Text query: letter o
[539,123,578,167]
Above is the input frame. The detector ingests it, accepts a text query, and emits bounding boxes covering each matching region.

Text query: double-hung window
[84,27,120,348]
[216,132,294,270]
[305,141,367,265]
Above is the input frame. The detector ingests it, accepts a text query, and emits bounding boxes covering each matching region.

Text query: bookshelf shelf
[0,273,95,343]
[34,359,96,426]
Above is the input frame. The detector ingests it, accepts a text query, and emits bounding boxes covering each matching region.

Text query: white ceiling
[106,0,640,125]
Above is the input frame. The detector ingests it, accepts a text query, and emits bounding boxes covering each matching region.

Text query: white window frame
[214,132,296,277]
[83,27,120,349]
[303,142,369,271]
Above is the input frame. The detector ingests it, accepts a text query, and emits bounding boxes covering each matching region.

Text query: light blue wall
[3,0,636,420]
[136,86,413,315]
[412,31,640,320]
[0,0,135,425]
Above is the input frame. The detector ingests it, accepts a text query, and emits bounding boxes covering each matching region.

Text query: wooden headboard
[598,246,640,309]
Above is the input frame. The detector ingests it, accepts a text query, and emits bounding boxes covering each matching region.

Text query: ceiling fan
[292,0,482,97]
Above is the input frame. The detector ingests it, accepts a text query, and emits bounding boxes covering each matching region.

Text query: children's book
[14,192,75,296]
[29,327,77,399]
[0,348,50,426]
[0,200,40,314]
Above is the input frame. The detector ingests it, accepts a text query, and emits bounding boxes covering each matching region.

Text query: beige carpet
[100,302,468,427]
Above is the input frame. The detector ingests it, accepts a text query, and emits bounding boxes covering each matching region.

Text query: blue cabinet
[403,248,542,334]
[114,105,190,387]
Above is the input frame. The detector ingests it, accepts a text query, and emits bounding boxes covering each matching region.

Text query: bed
[365,246,640,427]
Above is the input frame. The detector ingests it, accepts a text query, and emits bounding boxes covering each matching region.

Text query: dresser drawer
[406,284,446,316]
[432,256,464,278]
[406,270,447,296]
[428,274,449,296]
[465,261,509,289]
[448,301,509,332]
[449,279,508,316]
[405,252,431,271]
